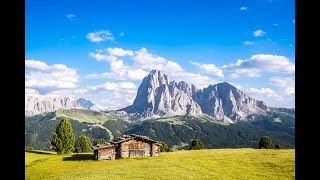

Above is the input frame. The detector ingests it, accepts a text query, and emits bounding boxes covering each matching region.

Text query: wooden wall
[95,147,116,160]
[151,143,160,156]
[95,138,160,160]
[119,139,152,158]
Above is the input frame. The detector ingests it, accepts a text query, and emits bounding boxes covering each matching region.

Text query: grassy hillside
[25,149,295,179]
[25,108,295,150]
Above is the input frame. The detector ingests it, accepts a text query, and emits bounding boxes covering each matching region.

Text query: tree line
[30,117,284,154]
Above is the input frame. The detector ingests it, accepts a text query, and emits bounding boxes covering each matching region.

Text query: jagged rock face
[122,70,202,118]
[25,89,82,116]
[193,82,267,122]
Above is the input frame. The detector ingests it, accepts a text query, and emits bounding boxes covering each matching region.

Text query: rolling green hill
[25,108,295,150]
[25,149,295,179]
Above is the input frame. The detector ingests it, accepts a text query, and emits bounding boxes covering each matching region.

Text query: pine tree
[51,118,75,154]
[75,135,92,153]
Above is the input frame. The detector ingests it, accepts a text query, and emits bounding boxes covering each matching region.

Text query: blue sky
[25,0,295,109]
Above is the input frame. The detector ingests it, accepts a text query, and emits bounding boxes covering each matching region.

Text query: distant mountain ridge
[121,70,268,123]
[25,89,102,116]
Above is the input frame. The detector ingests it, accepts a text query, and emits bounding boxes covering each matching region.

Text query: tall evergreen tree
[51,118,75,154]
[75,135,92,153]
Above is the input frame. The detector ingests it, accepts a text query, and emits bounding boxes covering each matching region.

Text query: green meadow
[25,148,294,180]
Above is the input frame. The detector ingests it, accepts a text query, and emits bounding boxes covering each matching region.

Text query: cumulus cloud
[243,41,254,45]
[107,47,133,56]
[25,60,79,94]
[119,32,125,37]
[89,52,117,62]
[247,88,279,97]
[223,54,295,78]
[66,14,76,20]
[240,6,248,11]
[89,82,136,91]
[189,61,223,77]
[132,47,184,73]
[253,30,266,37]
[87,47,216,89]
[169,72,216,89]
[86,59,149,81]
[269,77,295,95]
[86,30,114,42]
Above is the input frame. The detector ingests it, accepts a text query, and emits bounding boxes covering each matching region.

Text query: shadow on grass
[25,150,54,155]
[63,154,94,161]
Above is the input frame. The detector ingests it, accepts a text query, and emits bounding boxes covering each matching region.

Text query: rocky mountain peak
[122,70,202,118]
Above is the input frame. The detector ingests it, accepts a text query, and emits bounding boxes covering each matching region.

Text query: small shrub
[275,144,284,149]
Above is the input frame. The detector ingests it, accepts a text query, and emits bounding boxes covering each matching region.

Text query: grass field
[25,148,294,180]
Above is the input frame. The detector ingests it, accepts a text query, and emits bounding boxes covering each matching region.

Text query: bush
[190,138,204,150]
[167,148,173,152]
[75,135,92,153]
[159,141,169,152]
[258,136,275,149]
[275,144,284,149]
[51,117,75,154]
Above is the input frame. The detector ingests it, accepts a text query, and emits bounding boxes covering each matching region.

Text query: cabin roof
[92,134,160,150]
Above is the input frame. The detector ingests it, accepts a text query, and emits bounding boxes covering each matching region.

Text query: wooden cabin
[92,134,161,160]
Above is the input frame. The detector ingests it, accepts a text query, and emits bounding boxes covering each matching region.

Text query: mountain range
[25,69,295,150]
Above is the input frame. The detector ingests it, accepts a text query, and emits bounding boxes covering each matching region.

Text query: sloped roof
[92,134,160,150]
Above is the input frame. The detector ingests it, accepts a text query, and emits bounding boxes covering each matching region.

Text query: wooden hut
[92,134,161,160]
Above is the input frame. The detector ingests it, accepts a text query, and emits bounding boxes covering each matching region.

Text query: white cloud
[189,61,223,77]
[89,52,117,62]
[86,59,149,81]
[293,19,295,23]
[86,30,114,42]
[247,88,278,97]
[132,47,183,73]
[243,41,254,45]
[240,6,248,11]
[66,14,76,20]
[25,60,79,93]
[169,72,216,89]
[133,48,167,69]
[88,47,215,88]
[223,54,295,78]
[269,77,295,96]
[89,82,136,91]
[119,32,125,37]
[272,23,279,27]
[107,47,133,56]
[253,30,266,37]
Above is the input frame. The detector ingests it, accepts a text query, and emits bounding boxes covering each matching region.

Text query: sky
[25,0,295,109]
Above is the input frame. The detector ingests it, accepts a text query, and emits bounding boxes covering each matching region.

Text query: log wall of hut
[120,139,152,158]
[95,146,116,160]
[151,143,160,156]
